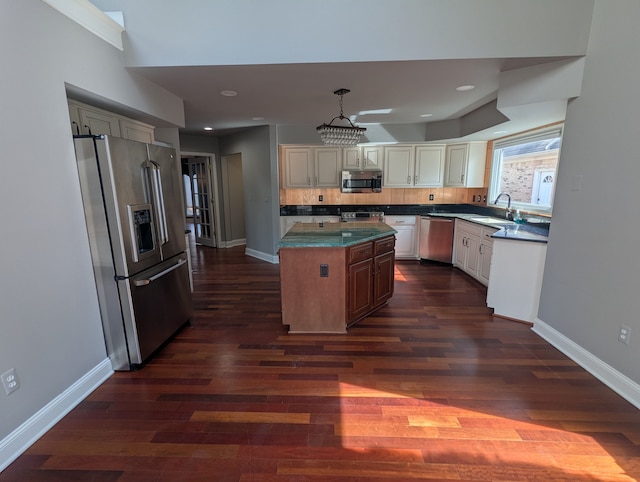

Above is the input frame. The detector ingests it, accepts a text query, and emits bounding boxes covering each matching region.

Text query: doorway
[182,154,220,248]
[221,153,246,247]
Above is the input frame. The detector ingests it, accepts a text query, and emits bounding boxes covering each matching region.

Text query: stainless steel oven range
[341,211,385,222]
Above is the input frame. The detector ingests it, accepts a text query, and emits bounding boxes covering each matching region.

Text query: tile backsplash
[279,187,488,207]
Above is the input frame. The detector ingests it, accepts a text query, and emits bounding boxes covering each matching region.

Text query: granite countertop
[490,225,549,243]
[279,204,550,244]
[278,222,397,248]
[426,212,548,243]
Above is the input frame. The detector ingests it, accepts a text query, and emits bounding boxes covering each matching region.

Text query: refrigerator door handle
[143,160,169,245]
[133,258,188,287]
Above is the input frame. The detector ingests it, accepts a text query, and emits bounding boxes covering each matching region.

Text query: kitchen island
[278,222,397,333]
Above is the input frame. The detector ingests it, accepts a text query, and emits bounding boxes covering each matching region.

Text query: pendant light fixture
[316,88,366,146]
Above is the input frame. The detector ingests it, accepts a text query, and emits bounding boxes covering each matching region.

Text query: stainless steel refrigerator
[74,135,192,371]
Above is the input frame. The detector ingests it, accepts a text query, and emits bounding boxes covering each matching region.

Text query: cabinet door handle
[461,174,465,183]
[307,177,311,185]
[407,176,411,184]
[414,175,418,184]
[479,245,483,254]
[72,121,80,136]
[84,124,92,135]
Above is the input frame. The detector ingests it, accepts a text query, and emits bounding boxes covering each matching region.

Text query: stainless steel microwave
[341,170,383,193]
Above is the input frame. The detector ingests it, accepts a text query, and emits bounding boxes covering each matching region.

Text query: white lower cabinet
[384,215,418,259]
[486,239,547,323]
[453,219,497,285]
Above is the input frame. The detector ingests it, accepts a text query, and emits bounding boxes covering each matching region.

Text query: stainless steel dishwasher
[419,216,454,263]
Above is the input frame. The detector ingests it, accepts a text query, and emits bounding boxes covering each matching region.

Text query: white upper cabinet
[414,145,445,187]
[383,145,415,187]
[383,144,445,188]
[283,147,313,188]
[78,106,121,137]
[343,147,361,170]
[342,146,383,171]
[314,147,342,187]
[68,100,155,143]
[119,118,155,144]
[281,146,341,188]
[444,142,487,187]
[361,146,383,170]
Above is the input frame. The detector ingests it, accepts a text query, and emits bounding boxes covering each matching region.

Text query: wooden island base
[278,223,396,333]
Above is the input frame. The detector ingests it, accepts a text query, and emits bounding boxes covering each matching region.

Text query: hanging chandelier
[316,88,366,146]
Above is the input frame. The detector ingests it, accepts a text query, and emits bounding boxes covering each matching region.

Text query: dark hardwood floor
[3,238,640,481]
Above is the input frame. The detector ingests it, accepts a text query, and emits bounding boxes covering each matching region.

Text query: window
[489,126,563,215]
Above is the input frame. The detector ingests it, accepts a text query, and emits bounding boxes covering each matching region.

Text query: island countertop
[278,222,397,248]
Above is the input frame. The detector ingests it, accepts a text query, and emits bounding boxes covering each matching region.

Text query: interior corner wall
[0,0,184,456]
[537,0,639,384]
[218,126,279,258]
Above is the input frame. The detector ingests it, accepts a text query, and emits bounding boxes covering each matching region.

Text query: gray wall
[0,0,183,443]
[537,0,638,383]
[90,0,593,67]
[219,126,280,258]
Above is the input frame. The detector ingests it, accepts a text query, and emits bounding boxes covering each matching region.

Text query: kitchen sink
[467,216,515,225]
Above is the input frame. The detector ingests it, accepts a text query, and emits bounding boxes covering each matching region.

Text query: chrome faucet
[494,192,513,220]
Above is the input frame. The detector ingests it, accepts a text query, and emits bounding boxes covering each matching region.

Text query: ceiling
[130,56,569,142]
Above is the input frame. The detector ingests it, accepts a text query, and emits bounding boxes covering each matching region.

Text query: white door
[532,169,555,206]
[188,158,216,247]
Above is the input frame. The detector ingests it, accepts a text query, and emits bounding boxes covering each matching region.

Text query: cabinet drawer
[375,236,395,255]
[456,219,482,237]
[349,242,374,264]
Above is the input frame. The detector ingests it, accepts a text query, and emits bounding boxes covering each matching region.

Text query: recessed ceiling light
[204,127,213,131]
[420,113,433,118]
[220,90,237,97]
[456,85,475,92]
[493,130,508,135]
[252,117,264,121]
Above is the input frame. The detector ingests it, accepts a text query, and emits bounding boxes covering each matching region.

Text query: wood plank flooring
[3,239,640,481]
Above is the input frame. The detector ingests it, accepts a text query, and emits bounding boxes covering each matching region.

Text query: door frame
[181,151,222,248]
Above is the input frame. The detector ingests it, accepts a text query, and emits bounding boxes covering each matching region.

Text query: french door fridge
[74,135,192,370]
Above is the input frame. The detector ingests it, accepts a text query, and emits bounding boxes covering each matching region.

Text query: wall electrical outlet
[1,368,20,395]
[618,325,631,344]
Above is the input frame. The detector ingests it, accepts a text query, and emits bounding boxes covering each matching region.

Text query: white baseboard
[245,248,279,264]
[0,358,113,472]
[226,238,246,248]
[533,318,640,409]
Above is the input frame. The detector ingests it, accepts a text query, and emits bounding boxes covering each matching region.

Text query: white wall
[537,0,639,386]
[89,0,593,67]
[0,0,183,458]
